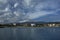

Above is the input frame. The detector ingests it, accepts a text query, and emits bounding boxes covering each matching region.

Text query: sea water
[0,27,60,40]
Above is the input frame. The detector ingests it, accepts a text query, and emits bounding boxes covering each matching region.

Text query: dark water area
[0,27,60,40]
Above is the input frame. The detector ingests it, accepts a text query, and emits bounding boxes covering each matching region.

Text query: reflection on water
[0,27,60,40]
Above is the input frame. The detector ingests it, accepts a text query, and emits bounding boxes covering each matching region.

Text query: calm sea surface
[0,27,60,40]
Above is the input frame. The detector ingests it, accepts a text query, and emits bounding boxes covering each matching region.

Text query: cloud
[0,0,60,23]
[26,0,59,20]
[23,0,31,6]
[27,11,54,19]
[14,3,19,8]
[0,0,7,3]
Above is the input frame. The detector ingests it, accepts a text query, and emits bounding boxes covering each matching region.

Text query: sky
[0,0,60,23]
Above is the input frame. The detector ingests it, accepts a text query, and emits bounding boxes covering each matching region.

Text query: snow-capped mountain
[0,0,60,23]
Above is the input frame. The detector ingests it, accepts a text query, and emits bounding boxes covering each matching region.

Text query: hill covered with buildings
[0,22,60,28]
